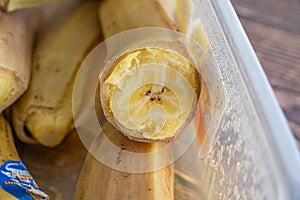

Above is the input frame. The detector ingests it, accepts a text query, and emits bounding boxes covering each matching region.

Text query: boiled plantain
[12,1,102,147]
[0,8,40,113]
[98,0,200,143]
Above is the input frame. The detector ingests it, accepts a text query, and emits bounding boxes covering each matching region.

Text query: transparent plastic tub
[158,0,300,199]
[11,0,300,199]
[72,0,300,199]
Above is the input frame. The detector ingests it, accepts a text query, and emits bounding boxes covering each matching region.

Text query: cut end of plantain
[100,47,200,143]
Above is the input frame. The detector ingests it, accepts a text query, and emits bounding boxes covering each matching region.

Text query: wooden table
[231,0,300,148]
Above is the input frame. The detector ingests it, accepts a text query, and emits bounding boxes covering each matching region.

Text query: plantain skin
[0,114,49,199]
[0,114,19,199]
[0,9,40,113]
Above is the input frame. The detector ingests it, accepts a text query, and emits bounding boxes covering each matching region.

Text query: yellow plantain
[76,0,211,198]
[98,0,200,143]
[0,114,21,200]
[75,0,193,199]
[98,0,176,38]
[0,114,49,199]
[75,154,171,199]
[0,115,19,165]
[0,0,77,12]
[0,8,40,113]
[75,122,174,200]
[12,1,102,147]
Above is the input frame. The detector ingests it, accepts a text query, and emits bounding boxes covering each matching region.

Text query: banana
[0,8,40,113]
[0,114,49,199]
[12,1,102,147]
[99,0,200,143]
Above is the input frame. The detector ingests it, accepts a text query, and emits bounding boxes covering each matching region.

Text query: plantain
[74,0,201,199]
[98,0,200,143]
[0,0,77,12]
[0,8,40,113]
[12,1,102,147]
[0,114,49,199]
[75,122,174,200]
[98,0,176,38]
[0,115,19,170]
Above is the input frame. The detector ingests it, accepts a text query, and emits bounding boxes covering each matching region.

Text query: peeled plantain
[98,0,200,143]
[12,1,102,147]
[0,114,49,199]
[74,0,201,199]
[0,0,76,12]
[75,122,174,200]
[0,9,40,113]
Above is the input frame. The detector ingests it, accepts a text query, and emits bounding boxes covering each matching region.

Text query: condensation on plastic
[72,0,300,198]
[158,0,298,199]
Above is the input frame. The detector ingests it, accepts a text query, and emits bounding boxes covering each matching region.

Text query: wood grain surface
[231,0,300,148]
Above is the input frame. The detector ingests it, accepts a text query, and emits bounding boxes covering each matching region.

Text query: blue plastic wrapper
[0,160,48,200]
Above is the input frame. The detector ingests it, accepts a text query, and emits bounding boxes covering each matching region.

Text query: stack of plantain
[0,3,51,199]
[0,0,209,199]
[0,0,100,199]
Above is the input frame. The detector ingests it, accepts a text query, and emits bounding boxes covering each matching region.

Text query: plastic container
[161,0,300,199]
[16,0,300,199]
